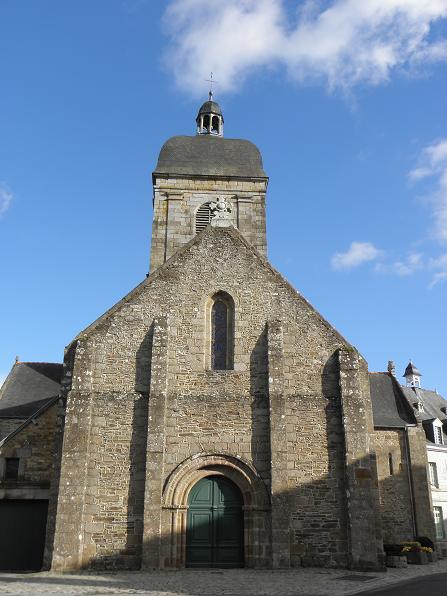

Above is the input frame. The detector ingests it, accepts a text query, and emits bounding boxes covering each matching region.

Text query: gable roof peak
[403,360,422,378]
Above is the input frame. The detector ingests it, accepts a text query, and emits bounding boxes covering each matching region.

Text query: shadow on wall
[22,462,432,580]
[39,339,432,576]
[249,326,270,489]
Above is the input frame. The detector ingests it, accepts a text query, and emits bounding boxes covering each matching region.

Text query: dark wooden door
[186,476,244,568]
[0,500,48,571]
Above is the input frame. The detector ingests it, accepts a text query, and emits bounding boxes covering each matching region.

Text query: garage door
[0,500,48,571]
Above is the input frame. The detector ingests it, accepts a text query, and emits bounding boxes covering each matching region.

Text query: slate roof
[369,372,416,428]
[403,361,422,377]
[0,362,62,419]
[400,385,447,445]
[401,386,447,423]
[197,100,222,117]
[153,135,267,179]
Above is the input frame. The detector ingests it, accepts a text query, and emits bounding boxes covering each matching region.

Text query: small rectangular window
[434,506,445,539]
[4,458,19,480]
[434,426,444,445]
[429,462,439,488]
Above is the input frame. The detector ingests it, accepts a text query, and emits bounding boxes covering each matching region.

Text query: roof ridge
[16,361,62,365]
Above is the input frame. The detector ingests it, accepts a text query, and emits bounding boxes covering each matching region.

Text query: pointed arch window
[209,292,234,370]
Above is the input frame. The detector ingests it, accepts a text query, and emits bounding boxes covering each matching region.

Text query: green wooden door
[186,475,244,568]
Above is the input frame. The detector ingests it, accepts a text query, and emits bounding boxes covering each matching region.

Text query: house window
[434,425,444,445]
[195,202,212,233]
[210,292,234,370]
[429,462,439,488]
[4,457,19,480]
[434,506,445,539]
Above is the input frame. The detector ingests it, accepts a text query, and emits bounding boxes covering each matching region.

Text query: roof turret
[196,91,224,137]
[403,361,422,378]
[403,360,422,388]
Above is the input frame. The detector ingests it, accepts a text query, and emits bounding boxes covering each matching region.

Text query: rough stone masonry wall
[0,404,58,493]
[372,430,414,543]
[0,418,25,442]
[52,227,380,570]
[150,175,267,271]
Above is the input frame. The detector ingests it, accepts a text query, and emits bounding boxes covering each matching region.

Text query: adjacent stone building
[0,362,62,570]
[399,362,447,551]
[369,364,435,547]
[0,96,436,571]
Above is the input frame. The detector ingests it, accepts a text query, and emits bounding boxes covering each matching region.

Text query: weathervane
[205,72,217,100]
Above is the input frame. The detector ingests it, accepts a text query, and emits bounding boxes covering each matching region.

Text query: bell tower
[196,91,224,136]
[149,97,269,272]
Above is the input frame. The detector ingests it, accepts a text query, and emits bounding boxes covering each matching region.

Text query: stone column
[142,317,169,569]
[50,338,95,571]
[267,320,290,568]
[338,349,384,570]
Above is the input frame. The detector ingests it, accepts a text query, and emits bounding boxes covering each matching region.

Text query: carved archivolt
[162,453,270,511]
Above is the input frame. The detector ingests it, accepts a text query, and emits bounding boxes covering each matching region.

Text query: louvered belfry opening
[196,202,212,233]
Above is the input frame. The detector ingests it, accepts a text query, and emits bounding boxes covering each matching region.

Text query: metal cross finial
[205,72,217,100]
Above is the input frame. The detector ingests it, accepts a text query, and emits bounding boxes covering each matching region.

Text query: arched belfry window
[209,292,234,370]
[196,202,212,233]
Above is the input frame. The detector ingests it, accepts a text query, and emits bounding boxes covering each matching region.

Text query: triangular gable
[71,225,357,355]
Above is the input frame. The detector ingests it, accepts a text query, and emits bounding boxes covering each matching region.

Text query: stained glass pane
[212,300,228,370]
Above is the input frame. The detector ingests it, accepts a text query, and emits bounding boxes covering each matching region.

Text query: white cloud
[163,0,447,95]
[331,241,383,270]
[409,138,447,244]
[428,253,447,287]
[376,252,424,276]
[0,184,13,217]
[409,139,447,180]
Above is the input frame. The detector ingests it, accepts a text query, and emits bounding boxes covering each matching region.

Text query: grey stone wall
[51,225,383,570]
[407,426,436,542]
[0,418,25,442]
[372,429,414,543]
[150,176,267,271]
[338,350,384,570]
[0,405,57,494]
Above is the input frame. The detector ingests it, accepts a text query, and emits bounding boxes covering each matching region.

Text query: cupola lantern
[196,91,224,137]
[403,361,422,388]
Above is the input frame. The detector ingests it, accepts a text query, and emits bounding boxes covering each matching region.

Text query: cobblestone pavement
[2,560,447,596]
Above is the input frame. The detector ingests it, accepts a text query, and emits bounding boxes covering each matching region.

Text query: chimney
[387,360,396,376]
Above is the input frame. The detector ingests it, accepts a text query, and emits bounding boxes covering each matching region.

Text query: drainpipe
[404,425,418,537]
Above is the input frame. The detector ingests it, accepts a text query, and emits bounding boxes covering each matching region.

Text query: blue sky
[1,0,447,394]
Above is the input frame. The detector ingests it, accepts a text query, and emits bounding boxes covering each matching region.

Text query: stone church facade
[0,97,436,572]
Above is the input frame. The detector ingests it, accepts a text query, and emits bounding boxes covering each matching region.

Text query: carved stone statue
[210,197,232,227]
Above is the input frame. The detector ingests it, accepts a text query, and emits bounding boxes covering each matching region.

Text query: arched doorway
[186,475,244,568]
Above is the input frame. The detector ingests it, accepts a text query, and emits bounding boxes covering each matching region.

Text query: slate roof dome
[153,92,267,179]
[153,135,267,179]
[197,100,222,117]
